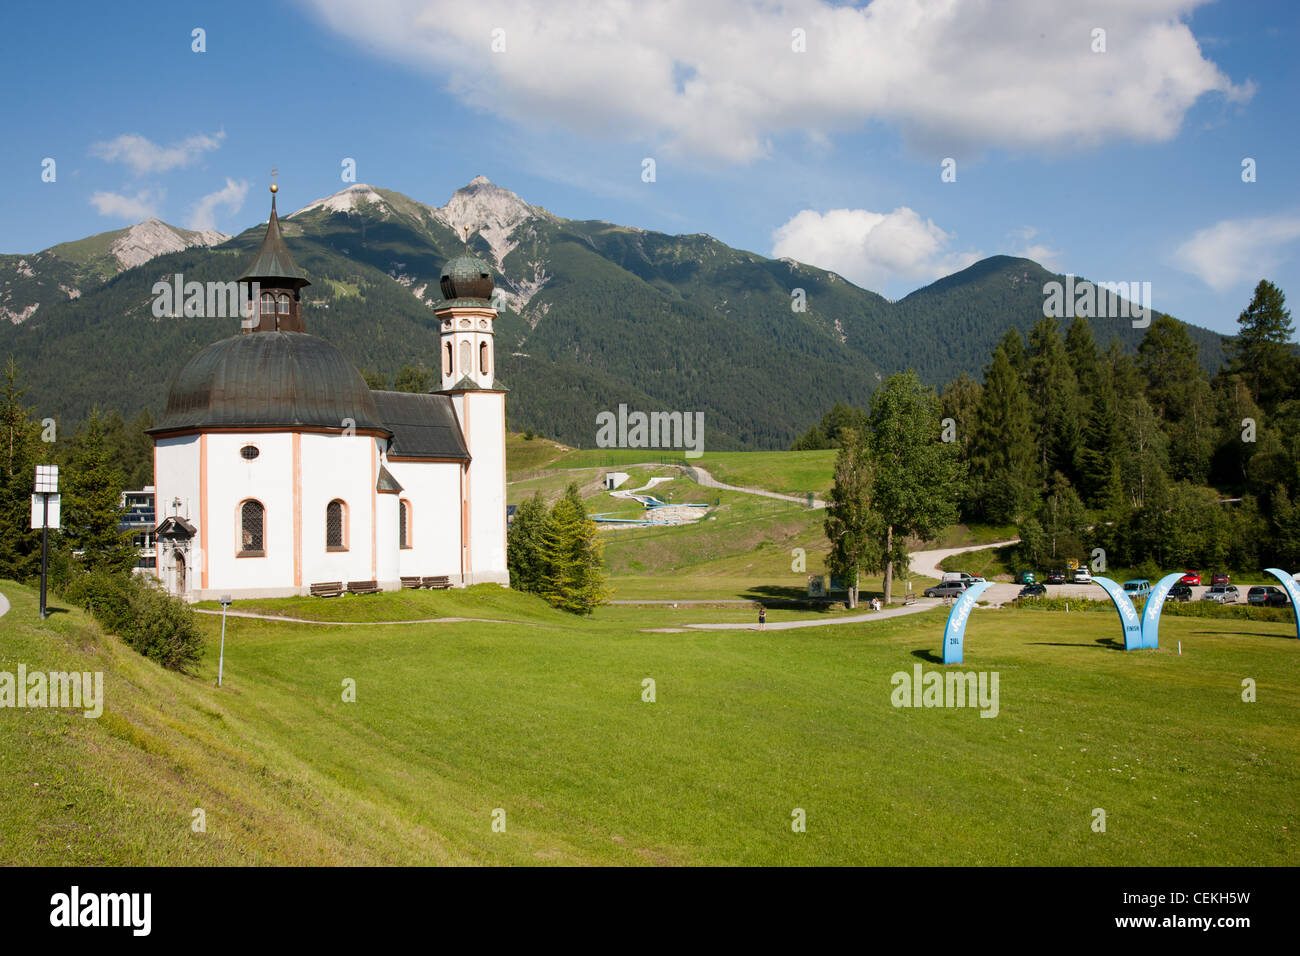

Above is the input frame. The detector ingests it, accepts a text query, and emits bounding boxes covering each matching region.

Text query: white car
[1202,584,1240,604]
[1071,567,1092,584]
[941,571,986,586]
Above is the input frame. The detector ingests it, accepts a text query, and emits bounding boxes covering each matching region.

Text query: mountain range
[0,176,1226,450]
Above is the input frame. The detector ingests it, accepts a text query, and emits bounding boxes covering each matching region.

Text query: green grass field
[3,579,1297,866]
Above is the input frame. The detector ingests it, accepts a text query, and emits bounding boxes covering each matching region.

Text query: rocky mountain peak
[435,176,546,267]
[110,219,228,270]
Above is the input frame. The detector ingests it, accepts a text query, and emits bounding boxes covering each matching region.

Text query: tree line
[812,280,1298,592]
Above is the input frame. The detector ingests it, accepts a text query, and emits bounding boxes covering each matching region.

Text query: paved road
[681,465,826,509]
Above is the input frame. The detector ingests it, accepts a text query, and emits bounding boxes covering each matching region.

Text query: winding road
[680,465,826,509]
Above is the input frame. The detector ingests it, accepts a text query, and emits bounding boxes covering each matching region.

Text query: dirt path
[681,465,826,508]
[685,598,943,631]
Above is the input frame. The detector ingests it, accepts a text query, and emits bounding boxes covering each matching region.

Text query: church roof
[239,191,310,288]
[376,465,404,493]
[371,390,471,461]
[149,332,388,435]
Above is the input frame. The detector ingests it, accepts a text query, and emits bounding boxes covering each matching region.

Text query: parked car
[1167,583,1193,602]
[1178,572,1201,586]
[1045,570,1067,585]
[1203,584,1240,604]
[1247,585,1290,608]
[925,581,969,599]
[1016,583,1047,599]
[1123,579,1152,599]
[1210,572,1231,587]
[941,571,986,586]
[1072,567,1093,584]
[1014,570,1037,585]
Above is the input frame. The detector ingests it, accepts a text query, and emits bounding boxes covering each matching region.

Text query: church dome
[439,254,494,301]
[151,331,387,435]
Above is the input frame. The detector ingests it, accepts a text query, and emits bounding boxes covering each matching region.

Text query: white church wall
[387,459,464,581]
[299,432,381,588]
[153,434,200,594]
[463,391,508,585]
[202,432,296,597]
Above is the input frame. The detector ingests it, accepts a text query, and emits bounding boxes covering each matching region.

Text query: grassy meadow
[2,579,1297,866]
[3,438,1295,867]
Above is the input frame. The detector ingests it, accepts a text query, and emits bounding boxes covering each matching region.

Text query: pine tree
[823,428,883,609]
[1138,315,1202,422]
[506,492,549,593]
[62,409,135,575]
[0,358,44,580]
[1065,317,1102,402]
[1225,279,1295,413]
[538,484,608,614]
[969,342,1037,523]
[1027,317,1084,487]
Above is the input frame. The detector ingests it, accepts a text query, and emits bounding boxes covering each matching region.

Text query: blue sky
[1,0,1296,336]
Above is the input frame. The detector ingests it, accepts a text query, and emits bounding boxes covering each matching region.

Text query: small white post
[218,594,232,686]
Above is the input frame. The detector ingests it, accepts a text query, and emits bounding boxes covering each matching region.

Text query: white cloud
[90,131,225,175]
[299,0,1251,163]
[89,189,163,220]
[1173,214,1300,291]
[188,178,250,231]
[771,206,980,289]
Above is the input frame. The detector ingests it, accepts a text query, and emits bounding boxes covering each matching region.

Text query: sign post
[31,465,59,620]
[218,594,232,686]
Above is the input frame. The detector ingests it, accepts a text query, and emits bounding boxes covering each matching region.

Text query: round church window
[240,444,260,461]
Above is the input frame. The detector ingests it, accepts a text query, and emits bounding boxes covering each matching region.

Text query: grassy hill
[3,579,1296,865]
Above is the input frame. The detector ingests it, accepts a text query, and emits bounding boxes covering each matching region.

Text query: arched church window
[444,342,453,377]
[399,499,411,549]
[479,341,489,376]
[459,340,471,376]
[278,294,290,314]
[239,499,265,555]
[260,292,275,314]
[326,500,347,551]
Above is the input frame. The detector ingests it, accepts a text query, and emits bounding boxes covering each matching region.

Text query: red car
[1211,572,1230,586]
[1179,572,1201,586]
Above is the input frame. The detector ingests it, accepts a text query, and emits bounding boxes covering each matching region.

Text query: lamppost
[218,594,232,687]
[31,465,60,619]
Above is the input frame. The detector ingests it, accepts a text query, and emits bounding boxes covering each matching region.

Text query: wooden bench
[421,575,452,589]
[400,576,423,589]
[347,579,382,595]
[310,581,344,597]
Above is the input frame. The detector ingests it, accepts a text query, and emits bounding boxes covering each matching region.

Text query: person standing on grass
[758,606,766,630]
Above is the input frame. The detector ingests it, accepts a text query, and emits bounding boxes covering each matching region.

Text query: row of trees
[814,279,1299,584]
[507,484,610,614]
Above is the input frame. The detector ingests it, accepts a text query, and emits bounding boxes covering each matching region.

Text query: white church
[149,184,509,600]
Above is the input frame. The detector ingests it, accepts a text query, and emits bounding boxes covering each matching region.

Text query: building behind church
[149,184,509,600]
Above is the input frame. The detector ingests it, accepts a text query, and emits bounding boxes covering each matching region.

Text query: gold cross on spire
[462,224,471,248]
[270,167,279,194]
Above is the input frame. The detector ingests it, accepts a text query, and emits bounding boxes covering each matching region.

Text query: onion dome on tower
[239,182,311,333]
[439,254,494,305]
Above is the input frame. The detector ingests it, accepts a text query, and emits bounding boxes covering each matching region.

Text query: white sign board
[31,493,61,530]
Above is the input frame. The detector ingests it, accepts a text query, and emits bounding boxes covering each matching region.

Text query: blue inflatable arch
[1092,577,1143,650]
[1263,569,1300,640]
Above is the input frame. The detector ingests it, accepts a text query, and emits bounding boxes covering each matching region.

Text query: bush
[60,569,204,673]
[62,568,136,633]
[126,582,204,672]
